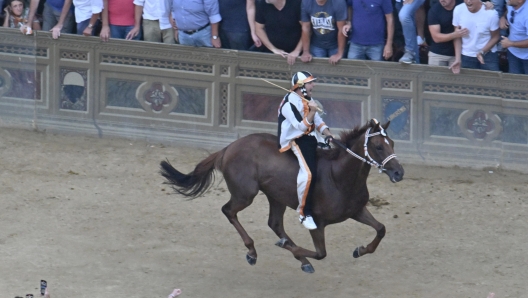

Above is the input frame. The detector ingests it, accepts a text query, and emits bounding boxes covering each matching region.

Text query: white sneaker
[299,215,317,230]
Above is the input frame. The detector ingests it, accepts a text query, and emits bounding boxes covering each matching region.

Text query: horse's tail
[160,149,225,198]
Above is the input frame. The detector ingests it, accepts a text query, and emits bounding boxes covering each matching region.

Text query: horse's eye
[376,145,382,151]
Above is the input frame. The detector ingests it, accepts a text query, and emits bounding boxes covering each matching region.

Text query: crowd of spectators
[1,0,527,74]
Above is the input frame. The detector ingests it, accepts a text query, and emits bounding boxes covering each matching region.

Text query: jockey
[277,71,334,230]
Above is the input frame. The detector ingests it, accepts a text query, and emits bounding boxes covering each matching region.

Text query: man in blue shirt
[500,0,528,74]
[342,0,394,61]
[171,0,222,48]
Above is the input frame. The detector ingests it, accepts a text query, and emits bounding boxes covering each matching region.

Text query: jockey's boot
[299,215,317,230]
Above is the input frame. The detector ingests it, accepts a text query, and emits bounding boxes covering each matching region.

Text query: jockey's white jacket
[278,92,328,152]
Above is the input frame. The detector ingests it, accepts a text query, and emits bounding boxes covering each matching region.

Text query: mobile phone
[40,280,47,296]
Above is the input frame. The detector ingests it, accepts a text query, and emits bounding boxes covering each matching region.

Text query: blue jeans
[178,25,213,47]
[395,0,425,57]
[491,0,505,21]
[42,2,75,33]
[309,44,338,58]
[347,42,384,61]
[461,52,500,71]
[77,19,100,36]
[507,50,528,74]
[110,24,141,40]
[219,29,251,50]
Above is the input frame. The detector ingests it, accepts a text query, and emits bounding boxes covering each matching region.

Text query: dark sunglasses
[510,10,516,24]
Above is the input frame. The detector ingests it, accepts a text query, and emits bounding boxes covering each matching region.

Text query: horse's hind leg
[221,197,258,265]
[267,199,314,272]
[351,206,386,258]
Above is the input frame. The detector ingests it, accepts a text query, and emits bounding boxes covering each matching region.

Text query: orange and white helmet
[291,71,316,91]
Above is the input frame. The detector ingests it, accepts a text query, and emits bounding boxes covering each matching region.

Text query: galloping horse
[160,119,404,273]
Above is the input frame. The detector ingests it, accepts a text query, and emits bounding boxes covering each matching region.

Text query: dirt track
[1,127,527,298]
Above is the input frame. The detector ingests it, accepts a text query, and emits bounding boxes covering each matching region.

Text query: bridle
[329,127,398,173]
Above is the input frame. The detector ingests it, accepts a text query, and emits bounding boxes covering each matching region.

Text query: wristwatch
[478,50,488,56]
[88,23,94,29]
[212,35,218,40]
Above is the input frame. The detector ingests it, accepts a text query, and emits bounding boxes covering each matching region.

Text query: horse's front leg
[285,226,327,273]
[351,206,386,258]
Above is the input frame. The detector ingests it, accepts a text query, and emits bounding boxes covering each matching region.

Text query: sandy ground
[1,127,527,298]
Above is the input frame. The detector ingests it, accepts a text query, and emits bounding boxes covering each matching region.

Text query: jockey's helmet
[291,71,316,91]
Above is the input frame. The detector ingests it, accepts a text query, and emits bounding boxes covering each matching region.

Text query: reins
[328,127,397,173]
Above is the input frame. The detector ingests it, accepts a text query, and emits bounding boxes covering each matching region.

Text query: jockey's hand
[325,135,335,145]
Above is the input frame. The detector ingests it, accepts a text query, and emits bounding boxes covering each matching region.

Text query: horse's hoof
[301,264,315,273]
[275,238,288,248]
[246,254,257,266]
[353,247,361,258]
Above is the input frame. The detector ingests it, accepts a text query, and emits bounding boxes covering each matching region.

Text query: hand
[383,43,393,60]
[328,53,342,65]
[499,17,509,30]
[286,51,299,65]
[453,26,469,38]
[483,1,494,10]
[170,18,177,30]
[251,32,262,47]
[211,37,221,48]
[308,100,319,111]
[271,48,288,58]
[501,36,512,49]
[300,52,312,63]
[324,135,335,145]
[126,26,139,40]
[50,24,63,39]
[3,7,10,16]
[449,59,461,74]
[342,23,351,37]
[100,25,110,42]
[476,52,485,64]
[82,26,93,37]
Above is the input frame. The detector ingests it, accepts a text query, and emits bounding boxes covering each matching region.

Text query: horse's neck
[333,137,371,188]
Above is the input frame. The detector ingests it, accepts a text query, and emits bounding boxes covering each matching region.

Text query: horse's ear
[369,118,380,127]
[382,121,391,130]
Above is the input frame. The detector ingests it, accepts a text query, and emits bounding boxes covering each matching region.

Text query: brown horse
[160,119,404,273]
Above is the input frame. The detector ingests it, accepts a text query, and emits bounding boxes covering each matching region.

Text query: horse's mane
[318,122,371,160]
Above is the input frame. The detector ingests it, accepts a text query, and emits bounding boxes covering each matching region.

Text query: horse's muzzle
[386,167,404,183]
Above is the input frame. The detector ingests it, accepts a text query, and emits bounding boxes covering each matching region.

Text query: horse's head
[364,119,404,183]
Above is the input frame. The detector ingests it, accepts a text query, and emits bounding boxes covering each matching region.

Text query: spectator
[73,0,103,36]
[3,0,41,33]
[218,0,252,50]
[395,0,427,64]
[300,0,347,65]
[500,0,528,74]
[254,0,303,65]
[132,0,174,43]
[27,0,75,39]
[100,0,140,41]
[427,0,467,71]
[342,0,394,61]
[171,0,222,47]
[452,0,500,71]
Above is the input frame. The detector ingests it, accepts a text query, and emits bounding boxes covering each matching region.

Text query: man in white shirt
[129,0,174,43]
[73,0,103,36]
[451,0,501,71]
